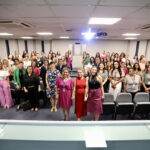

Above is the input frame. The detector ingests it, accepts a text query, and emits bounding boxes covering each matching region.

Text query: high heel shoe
[16,105,20,111]
[35,108,39,112]
[54,107,57,112]
[51,107,54,112]
[31,108,34,112]
[62,115,66,121]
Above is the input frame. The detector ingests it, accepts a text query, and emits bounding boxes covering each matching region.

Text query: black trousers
[26,87,39,108]
[127,91,138,102]
[15,89,24,105]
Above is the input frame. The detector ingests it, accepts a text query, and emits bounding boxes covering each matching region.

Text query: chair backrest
[133,92,149,103]
[104,93,114,102]
[116,93,132,103]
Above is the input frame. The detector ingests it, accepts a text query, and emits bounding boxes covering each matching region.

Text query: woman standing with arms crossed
[73,68,87,121]
[56,67,74,120]
[86,66,104,121]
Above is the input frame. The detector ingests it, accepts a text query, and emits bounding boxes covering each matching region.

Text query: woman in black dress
[23,66,41,112]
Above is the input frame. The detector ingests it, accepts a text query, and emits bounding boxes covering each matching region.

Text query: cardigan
[14,68,26,88]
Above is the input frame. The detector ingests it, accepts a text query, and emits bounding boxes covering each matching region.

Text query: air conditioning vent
[138,24,150,31]
[66,29,73,32]
[141,24,150,30]
[20,22,32,28]
[0,21,13,24]
[0,20,32,29]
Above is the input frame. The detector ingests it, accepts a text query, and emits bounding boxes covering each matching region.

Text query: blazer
[14,68,26,88]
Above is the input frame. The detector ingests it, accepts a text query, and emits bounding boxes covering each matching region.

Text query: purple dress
[56,77,73,109]
[87,77,103,115]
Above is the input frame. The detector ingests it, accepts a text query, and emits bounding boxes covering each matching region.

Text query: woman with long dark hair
[23,66,41,112]
[133,63,142,76]
[142,65,150,94]
[109,61,125,100]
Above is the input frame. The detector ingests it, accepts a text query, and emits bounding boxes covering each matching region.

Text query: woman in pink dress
[56,67,74,120]
[0,62,14,109]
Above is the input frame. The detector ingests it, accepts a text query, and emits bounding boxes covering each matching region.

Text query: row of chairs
[103,92,150,119]
[10,80,150,119]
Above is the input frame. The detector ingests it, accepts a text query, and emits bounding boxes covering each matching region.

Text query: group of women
[0,49,150,121]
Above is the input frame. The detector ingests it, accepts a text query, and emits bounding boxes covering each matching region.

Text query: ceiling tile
[100,0,150,7]
[92,6,140,17]
[51,5,95,17]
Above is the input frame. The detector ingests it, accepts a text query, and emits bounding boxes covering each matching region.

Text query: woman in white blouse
[0,62,14,109]
[23,54,31,69]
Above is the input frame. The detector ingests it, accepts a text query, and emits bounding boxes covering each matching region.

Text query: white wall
[51,40,75,55]
[85,40,129,56]
[51,39,129,56]
[0,39,150,61]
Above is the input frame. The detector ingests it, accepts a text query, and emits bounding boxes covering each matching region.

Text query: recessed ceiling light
[59,36,70,39]
[0,33,13,36]
[37,32,53,35]
[125,37,137,40]
[21,36,33,39]
[122,33,140,36]
[88,18,121,25]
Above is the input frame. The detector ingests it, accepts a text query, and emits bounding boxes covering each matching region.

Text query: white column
[9,39,18,56]
[138,40,147,57]
[18,40,25,56]
[44,40,50,55]
[0,40,7,60]
[127,40,137,59]
[145,40,150,61]
[28,40,34,55]
[35,40,42,54]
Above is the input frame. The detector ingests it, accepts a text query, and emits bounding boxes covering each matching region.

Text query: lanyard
[63,80,65,92]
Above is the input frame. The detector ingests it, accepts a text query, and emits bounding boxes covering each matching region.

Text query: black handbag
[22,100,31,111]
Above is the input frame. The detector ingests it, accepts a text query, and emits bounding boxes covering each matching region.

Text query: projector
[96,32,107,37]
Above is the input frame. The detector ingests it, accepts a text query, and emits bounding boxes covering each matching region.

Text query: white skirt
[109,80,122,101]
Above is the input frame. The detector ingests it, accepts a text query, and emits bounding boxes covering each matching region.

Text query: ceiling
[0,0,150,40]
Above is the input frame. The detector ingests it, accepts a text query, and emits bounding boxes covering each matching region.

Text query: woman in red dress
[74,68,88,121]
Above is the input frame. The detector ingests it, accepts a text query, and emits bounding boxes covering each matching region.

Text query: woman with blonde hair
[86,66,104,121]
[56,67,74,120]
[0,62,14,109]
[73,68,87,121]
[2,58,10,71]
